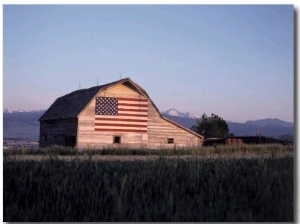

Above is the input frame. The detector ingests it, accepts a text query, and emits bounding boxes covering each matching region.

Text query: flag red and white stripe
[94,97,148,133]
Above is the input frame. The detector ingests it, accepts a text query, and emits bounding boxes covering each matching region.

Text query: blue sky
[3,5,294,122]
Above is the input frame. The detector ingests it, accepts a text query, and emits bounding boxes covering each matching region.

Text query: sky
[3,4,294,122]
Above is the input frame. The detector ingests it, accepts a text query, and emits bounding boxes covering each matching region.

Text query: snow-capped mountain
[3,109,46,141]
[3,108,46,113]
[161,108,198,119]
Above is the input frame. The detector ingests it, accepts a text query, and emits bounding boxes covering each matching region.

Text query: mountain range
[3,108,45,113]
[161,109,294,138]
[3,108,294,141]
[3,109,45,141]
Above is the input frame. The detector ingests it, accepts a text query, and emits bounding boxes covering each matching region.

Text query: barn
[39,78,204,149]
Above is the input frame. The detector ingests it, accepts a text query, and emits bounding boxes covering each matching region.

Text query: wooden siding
[39,119,78,147]
[147,103,203,148]
[226,138,243,145]
[77,83,149,148]
[77,83,203,149]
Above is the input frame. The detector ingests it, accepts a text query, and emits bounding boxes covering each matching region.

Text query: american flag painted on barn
[94,97,148,133]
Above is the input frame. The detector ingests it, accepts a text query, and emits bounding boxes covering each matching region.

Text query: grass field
[3,143,294,156]
[3,145,294,222]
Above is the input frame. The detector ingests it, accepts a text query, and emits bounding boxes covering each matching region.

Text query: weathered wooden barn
[39,78,204,148]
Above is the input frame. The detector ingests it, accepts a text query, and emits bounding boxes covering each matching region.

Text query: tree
[191,113,229,138]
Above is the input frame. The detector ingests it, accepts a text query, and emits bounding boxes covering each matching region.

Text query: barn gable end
[77,82,150,148]
[39,78,203,148]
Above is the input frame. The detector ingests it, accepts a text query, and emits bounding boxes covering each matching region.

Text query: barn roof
[39,78,148,121]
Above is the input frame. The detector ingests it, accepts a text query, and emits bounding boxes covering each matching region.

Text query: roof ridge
[59,85,103,99]
[54,78,131,100]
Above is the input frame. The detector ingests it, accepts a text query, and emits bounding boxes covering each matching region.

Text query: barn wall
[77,83,203,149]
[147,104,203,148]
[39,119,78,147]
[226,138,243,145]
[77,83,149,148]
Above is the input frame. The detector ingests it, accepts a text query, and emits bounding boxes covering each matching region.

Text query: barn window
[167,138,174,144]
[114,136,121,144]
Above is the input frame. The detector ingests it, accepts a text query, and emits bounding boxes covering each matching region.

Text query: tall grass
[3,156,293,222]
[3,144,294,157]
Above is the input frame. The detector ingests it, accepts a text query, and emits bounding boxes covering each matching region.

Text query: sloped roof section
[39,86,102,121]
[39,78,146,121]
